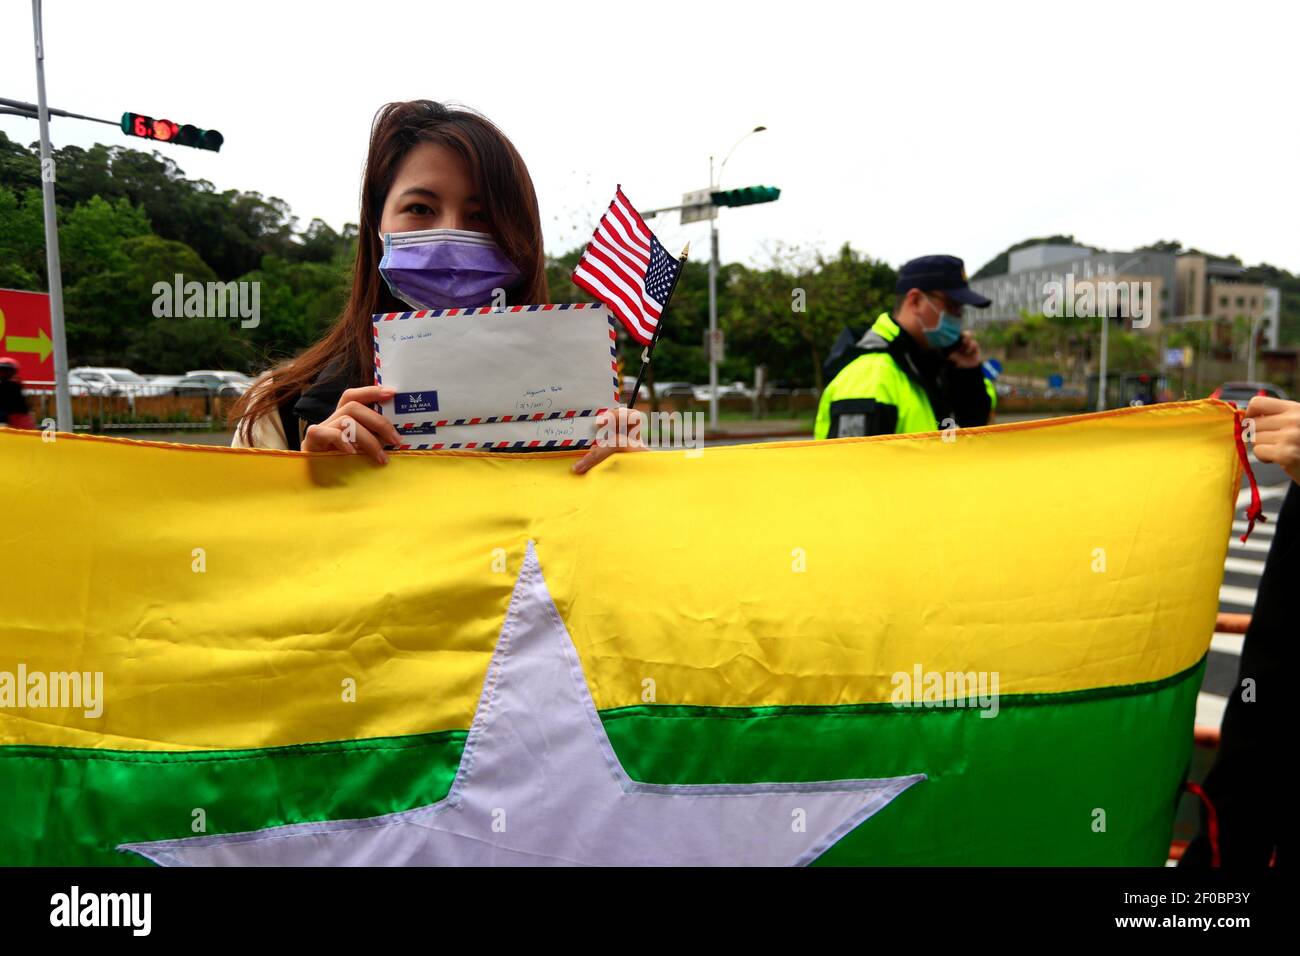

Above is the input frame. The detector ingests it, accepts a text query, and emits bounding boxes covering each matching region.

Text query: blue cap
[895,255,991,308]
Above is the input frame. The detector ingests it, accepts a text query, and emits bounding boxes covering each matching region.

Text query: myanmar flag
[0,402,1240,865]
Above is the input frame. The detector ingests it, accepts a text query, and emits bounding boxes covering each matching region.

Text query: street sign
[704,328,725,362]
[1164,346,1192,368]
[0,288,53,382]
[680,188,716,225]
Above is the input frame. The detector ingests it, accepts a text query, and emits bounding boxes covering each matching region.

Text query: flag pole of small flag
[571,186,688,407]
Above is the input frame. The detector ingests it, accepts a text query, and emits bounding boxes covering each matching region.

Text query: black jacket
[823,318,991,437]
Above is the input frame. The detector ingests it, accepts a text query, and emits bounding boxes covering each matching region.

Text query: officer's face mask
[378,228,522,310]
[921,294,963,350]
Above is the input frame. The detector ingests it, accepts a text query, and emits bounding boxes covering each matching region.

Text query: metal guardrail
[22,382,242,432]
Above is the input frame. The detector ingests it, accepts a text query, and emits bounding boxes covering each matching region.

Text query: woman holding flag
[230,99,643,473]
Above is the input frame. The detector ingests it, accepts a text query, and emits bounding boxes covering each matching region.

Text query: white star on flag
[121,543,923,866]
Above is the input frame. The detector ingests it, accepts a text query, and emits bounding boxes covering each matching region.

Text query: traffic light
[120,112,223,152]
[710,185,780,207]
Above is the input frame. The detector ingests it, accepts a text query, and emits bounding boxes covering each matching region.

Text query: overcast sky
[2,0,1297,275]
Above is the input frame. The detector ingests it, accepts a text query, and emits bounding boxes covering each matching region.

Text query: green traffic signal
[710,185,781,208]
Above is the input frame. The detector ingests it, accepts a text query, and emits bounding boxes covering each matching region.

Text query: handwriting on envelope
[372,304,621,449]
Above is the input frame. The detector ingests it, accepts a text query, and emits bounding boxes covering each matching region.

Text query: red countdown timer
[119,112,224,152]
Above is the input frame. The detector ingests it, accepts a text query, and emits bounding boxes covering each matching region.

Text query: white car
[186,370,253,386]
[69,367,152,397]
[176,371,251,397]
[620,375,649,403]
[692,382,754,402]
[652,381,696,401]
[26,373,94,397]
[66,373,94,397]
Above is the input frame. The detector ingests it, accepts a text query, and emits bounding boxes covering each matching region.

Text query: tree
[63,235,217,367]
[236,255,352,367]
[59,195,151,286]
[0,186,45,290]
[724,243,896,390]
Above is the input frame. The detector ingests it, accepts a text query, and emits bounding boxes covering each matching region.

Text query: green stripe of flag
[0,660,1202,865]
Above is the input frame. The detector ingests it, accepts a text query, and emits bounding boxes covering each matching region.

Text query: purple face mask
[379,228,523,310]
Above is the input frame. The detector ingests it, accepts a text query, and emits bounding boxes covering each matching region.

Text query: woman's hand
[302,385,403,465]
[572,407,649,475]
[1245,395,1300,485]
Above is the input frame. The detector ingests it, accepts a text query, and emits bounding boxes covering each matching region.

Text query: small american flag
[572,186,682,345]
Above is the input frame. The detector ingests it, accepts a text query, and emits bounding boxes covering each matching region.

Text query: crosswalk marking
[1218,584,1258,608]
[1232,519,1275,538]
[1200,480,1287,731]
[1196,691,1227,730]
[1236,484,1289,508]
[1231,536,1275,554]
[1223,555,1266,576]
[1209,632,1243,656]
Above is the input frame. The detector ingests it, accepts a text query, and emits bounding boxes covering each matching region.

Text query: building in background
[1175,253,1279,349]
[972,243,1279,345]
[971,245,1175,332]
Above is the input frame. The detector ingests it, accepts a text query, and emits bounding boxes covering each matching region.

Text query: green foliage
[63,235,216,366]
[239,254,352,366]
[0,186,45,289]
[0,130,357,373]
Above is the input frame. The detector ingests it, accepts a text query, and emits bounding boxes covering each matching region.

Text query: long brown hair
[233,100,549,440]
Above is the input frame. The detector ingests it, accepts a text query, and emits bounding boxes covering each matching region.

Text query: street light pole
[1094,253,1147,412]
[1247,311,1266,383]
[706,125,766,429]
[30,0,72,431]
[708,154,719,430]
[1097,309,1109,413]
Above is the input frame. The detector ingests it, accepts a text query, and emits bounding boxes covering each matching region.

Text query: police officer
[815,255,992,439]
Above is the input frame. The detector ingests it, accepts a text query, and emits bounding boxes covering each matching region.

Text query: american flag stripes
[571,186,683,345]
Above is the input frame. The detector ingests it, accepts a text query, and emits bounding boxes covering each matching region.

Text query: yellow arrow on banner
[4,326,52,363]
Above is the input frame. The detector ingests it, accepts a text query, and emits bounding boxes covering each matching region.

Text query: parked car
[27,373,94,397]
[69,367,151,397]
[692,381,753,402]
[175,372,249,398]
[652,381,696,401]
[1210,381,1289,410]
[65,373,94,397]
[186,370,253,388]
[620,375,649,403]
[148,374,189,392]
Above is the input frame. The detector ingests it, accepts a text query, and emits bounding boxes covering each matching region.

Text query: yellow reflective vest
[815,313,991,439]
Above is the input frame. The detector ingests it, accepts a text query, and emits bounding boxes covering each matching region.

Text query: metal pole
[31,0,72,431]
[707,155,719,430]
[1247,312,1265,383]
[1096,313,1108,412]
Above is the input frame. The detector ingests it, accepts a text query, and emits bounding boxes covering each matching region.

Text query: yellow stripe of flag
[0,401,1237,752]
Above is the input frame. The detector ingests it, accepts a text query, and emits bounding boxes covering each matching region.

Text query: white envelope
[372,303,621,450]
